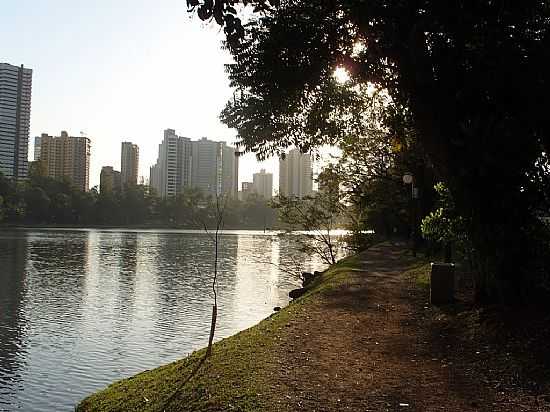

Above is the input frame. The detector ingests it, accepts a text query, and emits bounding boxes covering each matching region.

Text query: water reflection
[0,232,28,408]
[0,229,329,411]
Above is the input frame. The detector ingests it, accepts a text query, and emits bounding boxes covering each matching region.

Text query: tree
[274,167,345,265]
[421,183,470,263]
[50,192,73,223]
[24,187,51,222]
[189,0,550,303]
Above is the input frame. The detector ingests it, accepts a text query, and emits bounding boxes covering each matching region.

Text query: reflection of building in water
[0,232,28,388]
[24,231,90,344]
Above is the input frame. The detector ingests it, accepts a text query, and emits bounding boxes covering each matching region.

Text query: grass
[404,262,432,289]
[77,309,292,412]
[76,253,364,412]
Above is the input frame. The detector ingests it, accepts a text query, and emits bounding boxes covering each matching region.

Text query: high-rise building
[121,142,139,188]
[191,137,222,197]
[279,148,313,198]
[100,166,121,194]
[149,129,192,198]
[0,63,32,180]
[33,136,41,161]
[191,138,238,198]
[252,169,273,200]
[221,144,239,198]
[35,131,91,191]
[150,131,238,199]
[239,181,254,201]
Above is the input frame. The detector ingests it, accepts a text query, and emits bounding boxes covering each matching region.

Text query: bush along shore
[77,242,550,412]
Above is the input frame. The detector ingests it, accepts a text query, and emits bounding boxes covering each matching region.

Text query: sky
[1,0,280,189]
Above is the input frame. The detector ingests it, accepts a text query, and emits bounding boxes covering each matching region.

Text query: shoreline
[0,223,284,231]
[75,251,360,412]
[75,242,550,411]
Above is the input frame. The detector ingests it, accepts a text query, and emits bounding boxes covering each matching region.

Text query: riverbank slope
[77,242,550,411]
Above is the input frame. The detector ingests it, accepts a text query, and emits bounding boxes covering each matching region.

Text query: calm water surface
[0,228,329,411]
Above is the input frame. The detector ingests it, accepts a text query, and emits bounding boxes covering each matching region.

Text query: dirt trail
[267,242,548,412]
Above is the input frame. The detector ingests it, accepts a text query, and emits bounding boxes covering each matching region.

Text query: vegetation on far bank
[0,169,277,229]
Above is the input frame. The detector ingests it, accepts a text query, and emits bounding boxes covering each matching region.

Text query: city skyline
[1,0,279,189]
[150,130,239,198]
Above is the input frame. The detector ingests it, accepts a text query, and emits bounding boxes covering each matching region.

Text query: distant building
[239,181,254,201]
[221,144,239,199]
[0,63,32,180]
[149,129,192,198]
[121,142,139,188]
[34,136,41,161]
[191,137,222,197]
[279,148,313,198]
[150,130,238,199]
[252,169,273,200]
[35,131,91,191]
[100,166,121,194]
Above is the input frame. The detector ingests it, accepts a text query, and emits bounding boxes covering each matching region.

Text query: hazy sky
[1,0,279,188]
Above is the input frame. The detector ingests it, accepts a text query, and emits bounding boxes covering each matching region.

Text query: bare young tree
[159,192,228,411]
[200,193,227,357]
[273,167,345,265]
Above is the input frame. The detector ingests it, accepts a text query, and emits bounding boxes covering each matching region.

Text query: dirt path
[267,242,548,412]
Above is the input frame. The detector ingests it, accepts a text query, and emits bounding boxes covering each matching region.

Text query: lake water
[0,228,330,411]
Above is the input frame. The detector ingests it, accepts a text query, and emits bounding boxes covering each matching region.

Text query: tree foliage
[273,168,346,265]
[0,172,276,229]
[190,0,550,303]
[421,183,471,262]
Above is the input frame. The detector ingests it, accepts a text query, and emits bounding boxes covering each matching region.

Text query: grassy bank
[76,255,362,412]
[77,244,550,412]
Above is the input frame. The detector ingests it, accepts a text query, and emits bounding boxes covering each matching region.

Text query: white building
[279,148,313,198]
[150,131,238,199]
[252,169,273,200]
[149,129,191,198]
[0,63,32,180]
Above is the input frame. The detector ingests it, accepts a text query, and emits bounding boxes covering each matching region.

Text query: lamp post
[403,173,419,257]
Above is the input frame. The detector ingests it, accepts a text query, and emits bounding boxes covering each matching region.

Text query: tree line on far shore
[0,169,277,229]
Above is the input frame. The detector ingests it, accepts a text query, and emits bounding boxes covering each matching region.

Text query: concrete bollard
[430,263,455,305]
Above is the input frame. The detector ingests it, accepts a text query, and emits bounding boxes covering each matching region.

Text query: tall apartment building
[100,166,121,194]
[33,136,41,161]
[35,131,91,191]
[191,137,222,197]
[149,129,192,198]
[279,148,313,198]
[190,138,238,198]
[221,143,239,199]
[0,63,32,180]
[252,169,273,200]
[239,181,254,201]
[150,130,238,199]
[121,141,139,187]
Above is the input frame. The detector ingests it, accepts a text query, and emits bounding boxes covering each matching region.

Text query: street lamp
[403,173,419,256]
